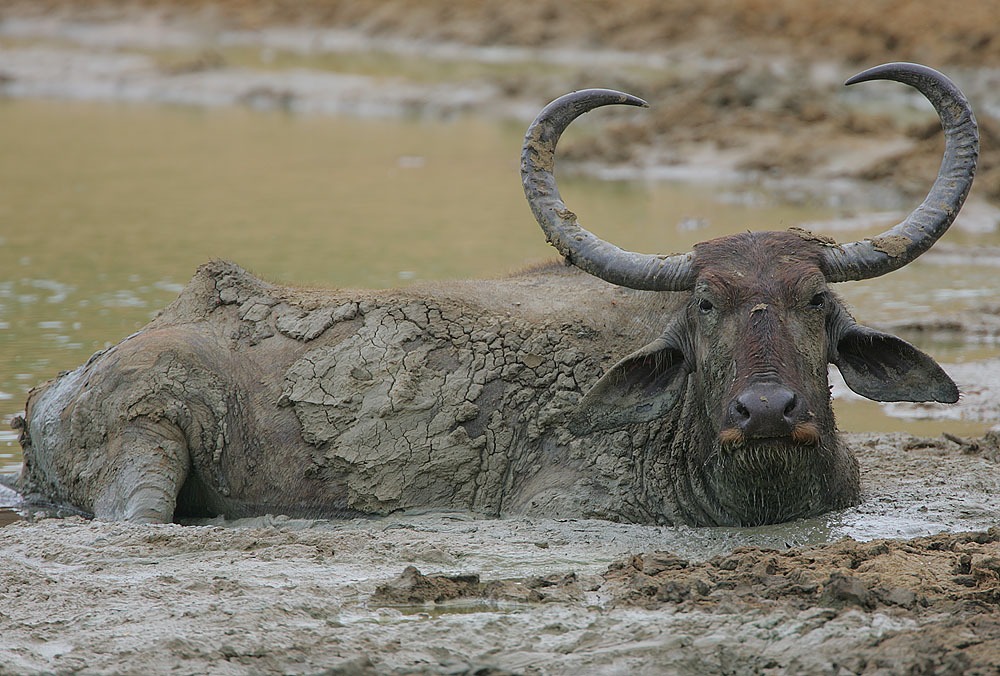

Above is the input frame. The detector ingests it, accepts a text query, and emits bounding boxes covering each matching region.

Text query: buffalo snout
[722,381,817,445]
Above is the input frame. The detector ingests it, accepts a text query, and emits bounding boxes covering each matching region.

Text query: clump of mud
[372,565,588,606]
[370,528,1000,674]
[607,529,1000,611]
[603,530,1000,673]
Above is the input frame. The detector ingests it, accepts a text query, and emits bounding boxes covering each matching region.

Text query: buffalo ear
[833,324,958,403]
[572,336,690,434]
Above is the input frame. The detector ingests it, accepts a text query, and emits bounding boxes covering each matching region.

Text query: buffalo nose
[726,382,804,439]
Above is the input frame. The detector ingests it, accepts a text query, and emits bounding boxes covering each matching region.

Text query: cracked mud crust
[20,260,718,523]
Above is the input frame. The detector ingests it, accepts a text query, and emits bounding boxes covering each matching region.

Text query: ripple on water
[154,280,185,294]
[0,429,22,476]
[29,278,74,304]
[100,290,148,308]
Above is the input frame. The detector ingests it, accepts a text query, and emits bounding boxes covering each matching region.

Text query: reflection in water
[0,98,996,475]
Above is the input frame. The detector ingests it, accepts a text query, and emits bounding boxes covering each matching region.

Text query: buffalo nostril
[734,400,750,420]
[783,393,799,417]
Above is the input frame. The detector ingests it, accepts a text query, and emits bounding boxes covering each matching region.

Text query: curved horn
[823,63,979,282]
[521,89,697,291]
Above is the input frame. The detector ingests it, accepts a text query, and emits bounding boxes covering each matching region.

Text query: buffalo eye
[698,298,715,314]
[808,292,826,310]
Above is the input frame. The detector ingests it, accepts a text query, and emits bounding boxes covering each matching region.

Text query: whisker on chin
[719,427,744,446]
[718,423,820,447]
[791,421,821,446]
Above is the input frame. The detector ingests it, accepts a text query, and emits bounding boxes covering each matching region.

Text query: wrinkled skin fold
[13,63,975,526]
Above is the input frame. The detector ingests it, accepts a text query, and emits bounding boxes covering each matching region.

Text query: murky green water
[1,98,997,475]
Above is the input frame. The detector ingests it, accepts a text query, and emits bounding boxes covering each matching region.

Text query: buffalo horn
[520,89,697,291]
[823,62,978,281]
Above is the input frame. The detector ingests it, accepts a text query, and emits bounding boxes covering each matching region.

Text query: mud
[9,0,1000,67]
[603,530,1000,674]
[881,301,1000,346]
[3,3,1000,674]
[4,432,1000,674]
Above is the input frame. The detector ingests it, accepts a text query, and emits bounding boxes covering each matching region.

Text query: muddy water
[0,98,997,475]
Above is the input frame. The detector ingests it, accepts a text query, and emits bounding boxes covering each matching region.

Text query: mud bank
[3,432,1000,674]
[9,0,1000,68]
[881,298,1000,347]
[830,357,1000,428]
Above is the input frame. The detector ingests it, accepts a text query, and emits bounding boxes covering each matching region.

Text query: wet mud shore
[3,431,1000,673]
[3,2,1000,674]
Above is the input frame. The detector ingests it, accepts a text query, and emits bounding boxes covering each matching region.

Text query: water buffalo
[12,63,977,526]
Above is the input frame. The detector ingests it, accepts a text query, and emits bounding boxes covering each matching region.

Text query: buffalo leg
[92,419,190,523]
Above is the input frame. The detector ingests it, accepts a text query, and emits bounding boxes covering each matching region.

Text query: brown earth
[605,531,1000,673]
[12,0,1000,68]
[4,431,1000,674]
[376,530,1000,674]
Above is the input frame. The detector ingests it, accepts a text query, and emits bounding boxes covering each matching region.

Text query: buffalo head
[521,63,978,525]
